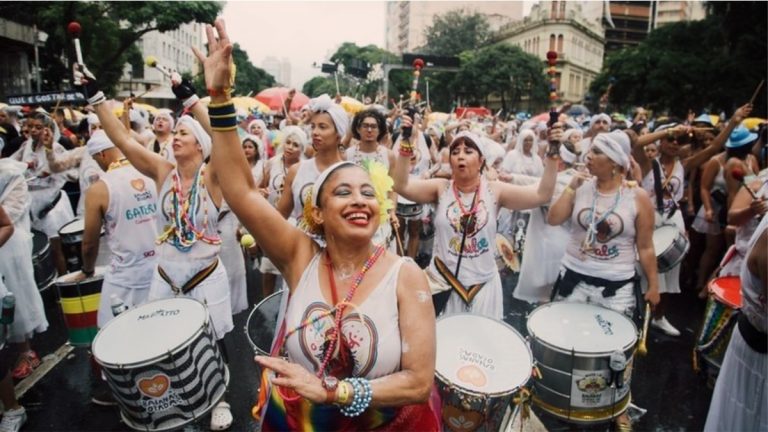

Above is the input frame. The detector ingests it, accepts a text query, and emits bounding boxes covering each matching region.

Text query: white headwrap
[559,144,577,164]
[483,138,505,166]
[248,119,267,137]
[86,130,115,156]
[515,129,537,155]
[177,116,212,160]
[451,131,487,160]
[311,161,356,207]
[592,134,629,170]
[129,107,149,127]
[308,94,349,139]
[282,125,309,151]
[242,134,265,160]
[562,128,583,145]
[153,109,175,130]
[607,130,632,160]
[87,113,100,127]
[589,113,611,128]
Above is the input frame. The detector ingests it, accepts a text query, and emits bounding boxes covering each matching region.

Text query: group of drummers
[0,18,766,432]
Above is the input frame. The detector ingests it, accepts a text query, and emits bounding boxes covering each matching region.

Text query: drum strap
[651,159,677,219]
[157,259,219,295]
[737,314,768,354]
[551,267,636,300]
[37,190,62,219]
[434,257,483,305]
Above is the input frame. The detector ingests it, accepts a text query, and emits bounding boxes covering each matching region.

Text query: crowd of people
[0,17,765,432]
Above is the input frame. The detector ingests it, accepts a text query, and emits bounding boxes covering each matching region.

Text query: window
[559,1,566,19]
[557,34,564,53]
[550,34,556,51]
[551,1,558,19]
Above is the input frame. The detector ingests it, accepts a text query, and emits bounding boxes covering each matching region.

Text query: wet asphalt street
[17,260,713,431]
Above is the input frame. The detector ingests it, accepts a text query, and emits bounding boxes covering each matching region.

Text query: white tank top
[284,253,404,378]
[290,159,320,220]
[157,137,175,165]
[562,180,638,280]
[101,162,159,288]
[642,158,684,213]
[266,156,288,207]
[429,178,498,285]
[735,176,768,257]
[156,164,221,283]
[345,145,390,170]
[741,216,768,333]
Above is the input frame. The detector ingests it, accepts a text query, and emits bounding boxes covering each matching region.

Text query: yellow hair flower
[362,160,394,224]
[299,190,322,235]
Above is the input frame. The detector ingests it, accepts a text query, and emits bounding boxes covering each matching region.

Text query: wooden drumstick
[749,79,765,105]
[637,302,651,356]
[393,223,405,256]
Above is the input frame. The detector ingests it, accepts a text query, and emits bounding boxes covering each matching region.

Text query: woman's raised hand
[193,18,234,94]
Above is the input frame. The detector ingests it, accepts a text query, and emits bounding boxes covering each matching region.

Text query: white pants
[557,279,636,319]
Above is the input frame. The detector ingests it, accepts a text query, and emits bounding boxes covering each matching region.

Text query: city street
[16,264,712,431]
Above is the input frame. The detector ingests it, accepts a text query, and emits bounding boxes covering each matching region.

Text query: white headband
[311,161,356,207]
[590,113,611,128]
[308,94,349,139]
[592,134,629,170]
[282,125,309,150]
[177,116,211,160]
[153,110,175,130]
[451,130,487,160]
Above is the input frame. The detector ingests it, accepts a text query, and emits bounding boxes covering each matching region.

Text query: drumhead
[652,225,678,252]
[708,276,742,309]
[55,266,107,285]
[436,314,531,396]
[527,303,637,355]
[93,298,208,366]
[246,291,284,355]
[59,218,85,236]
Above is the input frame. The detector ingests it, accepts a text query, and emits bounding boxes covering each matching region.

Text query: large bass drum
[92,298,229,431]
[527,302,637,424]
[435,314,532,432]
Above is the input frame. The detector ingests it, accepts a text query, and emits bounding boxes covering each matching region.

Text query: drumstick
[393,225,404,256]
[749,79,765,105]
[637,302,651,356]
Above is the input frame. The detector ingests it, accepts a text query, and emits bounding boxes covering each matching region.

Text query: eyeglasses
[359,123,378,131]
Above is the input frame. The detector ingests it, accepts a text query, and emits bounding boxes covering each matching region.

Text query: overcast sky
[221,1,534,89]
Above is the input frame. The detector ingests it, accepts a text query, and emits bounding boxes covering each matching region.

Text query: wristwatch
[323,375,339,404]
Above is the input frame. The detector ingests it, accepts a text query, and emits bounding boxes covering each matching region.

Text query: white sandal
[210,401,233,431]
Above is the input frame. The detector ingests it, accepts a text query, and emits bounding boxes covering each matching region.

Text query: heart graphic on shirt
[137,374,170,398]
[298,302,378,377]
[442,405,484,432]
[445,200,489,237]
[131,178,146,192]
[576,208,625,243]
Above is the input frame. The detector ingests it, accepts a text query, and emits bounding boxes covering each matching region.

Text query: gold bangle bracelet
[207,101,234,108]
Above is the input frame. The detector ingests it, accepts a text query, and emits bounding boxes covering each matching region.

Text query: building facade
[385,1,524,54]
[261,56,291,87]
[117,22,205,105]
[653,0,706,28]
[494,0,605,103]
[0,18,44,100]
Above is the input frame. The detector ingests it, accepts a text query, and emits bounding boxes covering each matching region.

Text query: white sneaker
[652,316,681,336]
[0,407,27,432]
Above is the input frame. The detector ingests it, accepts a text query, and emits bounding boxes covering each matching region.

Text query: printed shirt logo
[576,208,625,260]
[444,199,490,259]
[131,178,146,192]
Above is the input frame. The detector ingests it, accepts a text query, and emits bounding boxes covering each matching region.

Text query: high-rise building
[261,56,291,87]
[494,0,605,103]
[653,0,706,28]
[385,1,524,54]
[117,22,206,105]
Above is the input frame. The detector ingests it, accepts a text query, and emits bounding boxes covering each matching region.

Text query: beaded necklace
[107,158,131,172]
[452,181,481,233]
[283,245,385,378]
[581,182,623,254]
[156,163,221,251]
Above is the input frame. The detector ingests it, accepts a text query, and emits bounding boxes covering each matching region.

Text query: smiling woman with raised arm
[393,118,558,319]
[197,19,439,431]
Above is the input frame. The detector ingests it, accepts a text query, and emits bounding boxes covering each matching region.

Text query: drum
[92,298,229,431]
[245,290,285,355]
[58,218,110,273]
[694,276,741,388]
[652,224,689,273]
[527,303,637,424]
[396,202,423,219]
[31,229,56,291]
[55,267,106,346]
[435,314,532,432]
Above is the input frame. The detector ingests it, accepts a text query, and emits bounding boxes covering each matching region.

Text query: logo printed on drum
[137,373,184,414]
[594,314,614,336]
[137,308,180,321]
[138,374,170,398]
[458,348,495,371]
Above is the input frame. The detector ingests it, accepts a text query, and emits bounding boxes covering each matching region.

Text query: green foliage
[590,2,766,116]
[422,9,491,56]
[0,1,222,96]
[231,44,276,96]
[454,44,548,111]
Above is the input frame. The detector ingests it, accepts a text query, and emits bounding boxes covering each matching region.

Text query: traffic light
[321,63,338,74]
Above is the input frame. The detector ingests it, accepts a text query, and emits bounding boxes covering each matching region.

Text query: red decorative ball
[413,58,425,70]
[67,21,81,36]
[546,50,558,61]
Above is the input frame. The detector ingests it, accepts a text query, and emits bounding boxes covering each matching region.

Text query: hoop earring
[611,167,617,177]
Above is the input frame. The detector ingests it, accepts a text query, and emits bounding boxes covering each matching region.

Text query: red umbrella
[254,87,310,112]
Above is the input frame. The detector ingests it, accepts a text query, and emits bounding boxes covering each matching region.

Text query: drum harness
[157,259,219,295]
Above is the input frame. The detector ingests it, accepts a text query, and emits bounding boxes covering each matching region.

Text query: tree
[0,1,222,96]
[454,44,548,112]
[589,3,766,117]
[421,9,490,56]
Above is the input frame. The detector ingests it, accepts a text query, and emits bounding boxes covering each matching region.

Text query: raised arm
[728,177,768,226]
[391,122,445,204]
[194,19,313,283]
[276,163,298,218]
[496,154,558,210]
[682,104,751,172]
